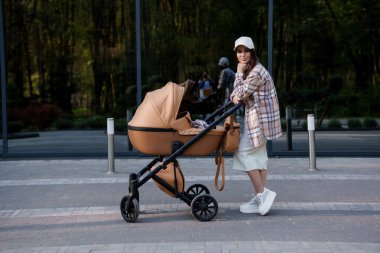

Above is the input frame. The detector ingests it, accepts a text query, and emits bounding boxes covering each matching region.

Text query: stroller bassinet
[121,81,241,223]
[127,81,225,156]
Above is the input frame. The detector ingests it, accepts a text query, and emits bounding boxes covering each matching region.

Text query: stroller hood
[128,82,186,128]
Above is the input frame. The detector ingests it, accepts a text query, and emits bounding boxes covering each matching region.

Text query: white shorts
[232,129,268,172]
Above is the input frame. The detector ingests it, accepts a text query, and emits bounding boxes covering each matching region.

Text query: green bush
[73,116,107,129]
[347,119,362,129]
[302,121,307,130]
[115,118,127,132]
[73,118,88,129]
[87,116,107,129]
[328,119,341,129]
[363,118,378,128]
[53,117,75,130]
[8,121,24,133]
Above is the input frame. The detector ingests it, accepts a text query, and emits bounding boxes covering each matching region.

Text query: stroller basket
[121,82,242,223]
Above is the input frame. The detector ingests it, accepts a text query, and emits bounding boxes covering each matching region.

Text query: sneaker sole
[239,207,259,214]
[259,191,276,216]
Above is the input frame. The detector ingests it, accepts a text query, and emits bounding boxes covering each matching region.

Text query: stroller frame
[120,101,242,222]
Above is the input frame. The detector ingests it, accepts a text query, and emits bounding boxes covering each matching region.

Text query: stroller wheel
[120,196,139,223]
[186,184,210,198]
[190,194,218,222]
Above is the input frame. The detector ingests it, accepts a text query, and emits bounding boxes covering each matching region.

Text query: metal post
[266,0,274,155]
[135,0,142,105]
[0,0,8,155]
[307,114,317,171]
[286,106,292,151]
[126,110,133,151]
[107,118,115,174]
[268,0,273,75]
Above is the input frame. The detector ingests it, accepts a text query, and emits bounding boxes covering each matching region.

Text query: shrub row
[53,116,128,132]
[3,108,379,133]
[280,118,379,130]
[8,104,63,130]
[327,118,378,129]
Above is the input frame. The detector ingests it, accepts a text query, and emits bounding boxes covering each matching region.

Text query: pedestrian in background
[198,71,214,101]
[230,36,282,215]
[217,57,235,103]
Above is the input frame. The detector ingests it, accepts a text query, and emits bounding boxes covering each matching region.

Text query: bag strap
[214,115,238,191]
[229,114,234,128]
[214,151,225,191]
[214,129,227,191]
[225,115,237,135]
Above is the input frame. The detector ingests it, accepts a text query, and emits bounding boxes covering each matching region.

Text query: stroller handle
[164,100,241,160]
[205,100,242,123]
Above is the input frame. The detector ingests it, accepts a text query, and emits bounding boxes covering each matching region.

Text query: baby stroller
[120,82,241,222]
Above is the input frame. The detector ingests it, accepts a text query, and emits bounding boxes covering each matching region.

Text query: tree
[2,0,380,127]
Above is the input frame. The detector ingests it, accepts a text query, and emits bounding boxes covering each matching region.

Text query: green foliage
[363,118,378,128]
[125,86,137,107]
[74,116,107,130]
[328,76,344,93]
[52,116,128,130]
[327,119,342,129]
[302,121,307,130]
[115,118,128,132]
[347,119,362,129]
[53,117,75,130]
[2,0,380,126]
[147,75,164,89]
[71,119,87,129]
[7,121,24,133]
[88,116,107,129]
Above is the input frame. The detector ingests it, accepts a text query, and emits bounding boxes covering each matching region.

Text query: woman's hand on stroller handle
[230,95,241,105]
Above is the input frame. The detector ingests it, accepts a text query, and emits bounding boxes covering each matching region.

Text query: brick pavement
[0,157,379,252]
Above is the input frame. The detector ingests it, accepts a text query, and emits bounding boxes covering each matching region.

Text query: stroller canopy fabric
[128,82,186,128]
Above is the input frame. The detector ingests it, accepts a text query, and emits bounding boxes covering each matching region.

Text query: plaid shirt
[231,63,282,147]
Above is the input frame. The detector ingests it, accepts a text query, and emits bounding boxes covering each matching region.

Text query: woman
[230,36,282,215]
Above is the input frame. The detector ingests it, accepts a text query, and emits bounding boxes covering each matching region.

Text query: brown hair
[242,49,260,79]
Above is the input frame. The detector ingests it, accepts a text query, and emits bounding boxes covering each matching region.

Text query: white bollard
[307,114,317,171]
[107,118,115,174]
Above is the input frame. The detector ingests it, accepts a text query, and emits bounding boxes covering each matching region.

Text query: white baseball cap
[234,36,255,51]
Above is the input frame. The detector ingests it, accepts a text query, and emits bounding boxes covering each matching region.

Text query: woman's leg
[259,169,267,188]
[246,170,264,193]
[247,169,267,194]
[246,168,276,215]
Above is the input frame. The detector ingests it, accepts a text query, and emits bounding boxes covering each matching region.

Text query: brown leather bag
[222,115,240,152]
[152,162,184,197]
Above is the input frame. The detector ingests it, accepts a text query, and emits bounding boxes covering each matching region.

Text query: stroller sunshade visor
[128,82,185,129]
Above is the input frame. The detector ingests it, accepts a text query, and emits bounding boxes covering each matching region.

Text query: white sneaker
[257,188,276,216]
[239,196,259,213]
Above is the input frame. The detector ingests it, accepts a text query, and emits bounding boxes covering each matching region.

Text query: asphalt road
[1,129,379,158]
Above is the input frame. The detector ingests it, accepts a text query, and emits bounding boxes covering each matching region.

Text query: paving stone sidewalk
[0,157,379,253]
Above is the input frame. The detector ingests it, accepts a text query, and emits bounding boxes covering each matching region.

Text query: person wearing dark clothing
[217,57,235,102]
